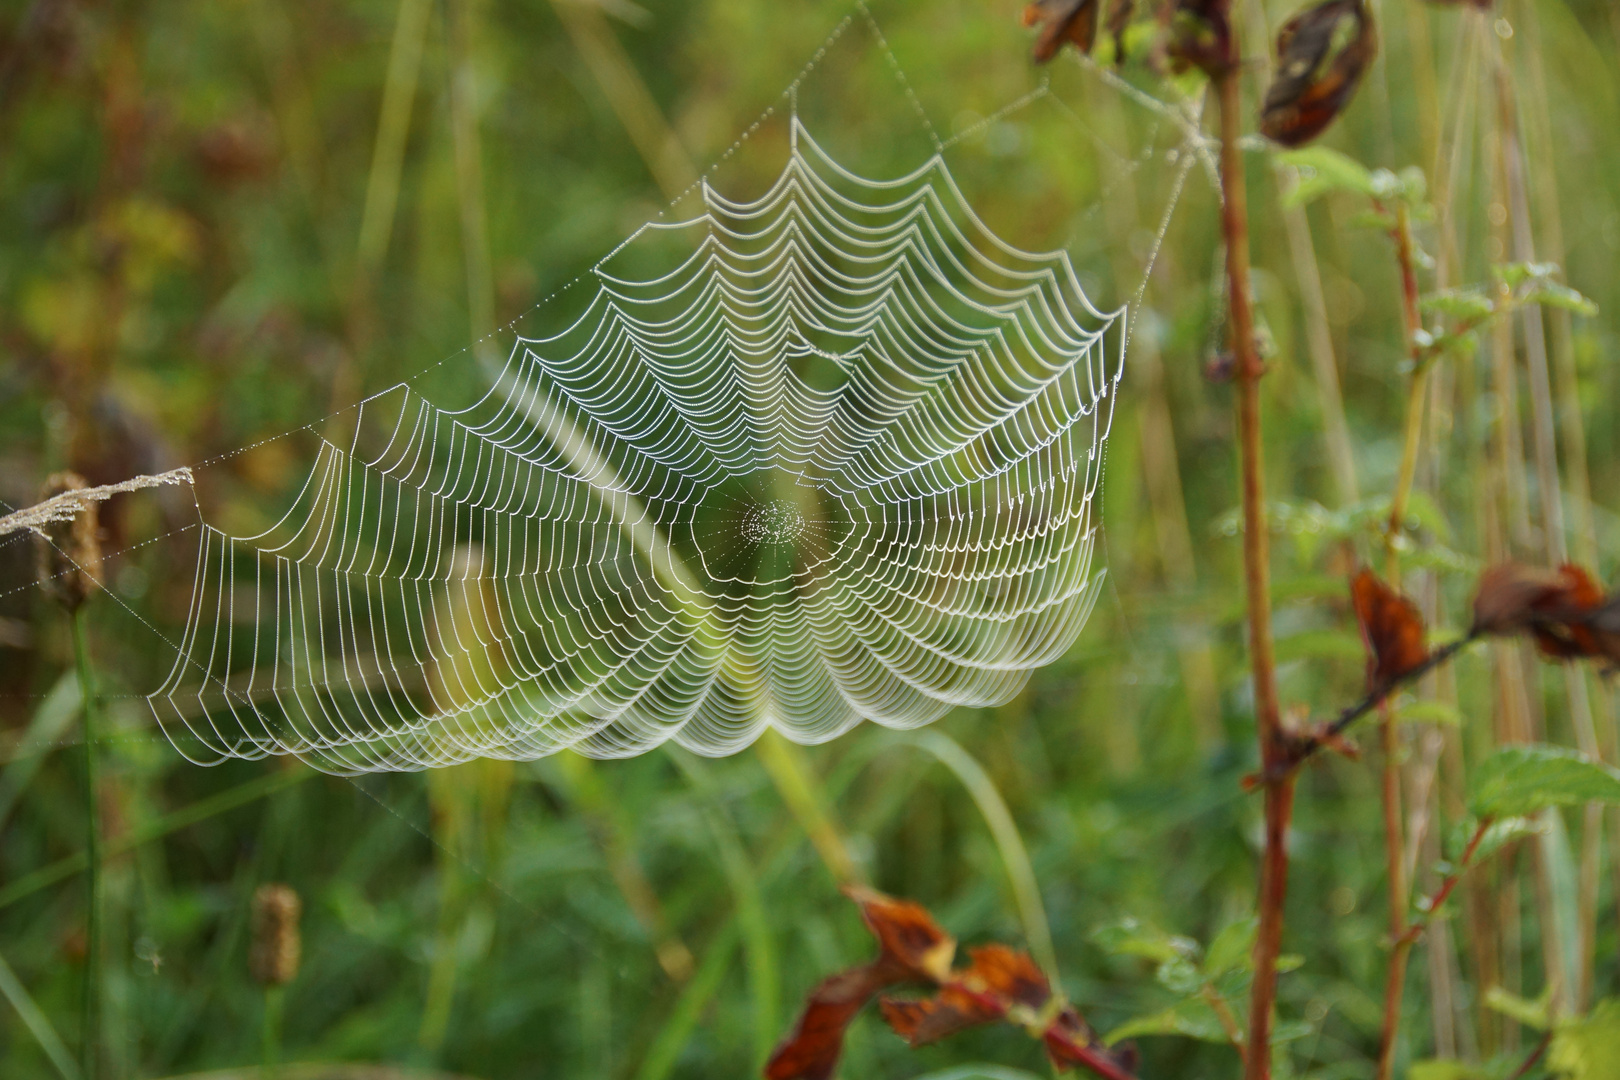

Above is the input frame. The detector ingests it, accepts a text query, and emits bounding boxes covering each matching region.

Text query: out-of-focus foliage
[3,1,1620,1079]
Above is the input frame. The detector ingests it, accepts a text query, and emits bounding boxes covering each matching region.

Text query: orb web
[149,121,1123,773]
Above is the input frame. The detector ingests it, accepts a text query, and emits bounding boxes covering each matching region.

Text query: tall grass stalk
[70,608,100,1080]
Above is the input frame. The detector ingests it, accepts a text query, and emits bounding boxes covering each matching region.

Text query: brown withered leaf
[1471,562,1618,663]
[765,887,956,1080]
[1351,568,1429,688]
[1164,0,1234,76]
[959,944,1050,1009]
[1260,0,1377,147]
[846,884,956,982]
[1023,0,1100,63]
[765,964,894,1080]
[879,945,1049,1048]
[880,984,1003,1047]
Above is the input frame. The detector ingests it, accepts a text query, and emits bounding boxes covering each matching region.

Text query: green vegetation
[3,1,1620,1078]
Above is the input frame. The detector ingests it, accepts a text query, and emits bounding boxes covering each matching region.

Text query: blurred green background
[2,1,1620,1078]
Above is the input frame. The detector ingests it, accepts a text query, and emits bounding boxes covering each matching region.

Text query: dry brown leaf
[1260,0,1377,147]
[1351,568,1429,688]
[1023,0,1101,63]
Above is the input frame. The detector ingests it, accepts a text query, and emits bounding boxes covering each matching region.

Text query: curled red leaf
[1023,0,1101,62]
[1351,568,1429,688]
[764,964,890,1080]
[1260,0,1377,147]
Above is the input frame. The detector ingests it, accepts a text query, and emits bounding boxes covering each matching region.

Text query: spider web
[9,5,1213,774]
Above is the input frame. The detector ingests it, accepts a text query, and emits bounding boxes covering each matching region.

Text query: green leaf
[1420,288,1496,321]
[1468,745,1620,819]
[1155,955,1204,996]
[1278,147,1377,205]
[1103,998,1231,1046]
[1465,816,1546,866]
[1202,916,1258,980]
[1272,1019,1315,1043]
[1550,999,1620,1080]
[1520,281,1599,317]
[1091,917,1197,965]
[1396,700,1463,727]
[1493,260,1561,289]
[1484,985,1552,1032]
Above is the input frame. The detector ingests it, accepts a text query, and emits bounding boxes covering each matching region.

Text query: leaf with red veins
[1351,568,1429,688]
[1023,0,1101,62]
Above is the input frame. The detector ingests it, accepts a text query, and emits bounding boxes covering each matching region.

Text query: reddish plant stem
[1377,201,1426,1080]
[1406,816,1494,943]
[1213,56,1288,1080]
[1376,698,1410,1080]
[1042,1025,1141,1080]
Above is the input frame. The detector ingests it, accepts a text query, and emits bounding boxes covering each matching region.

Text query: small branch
[1042,1024,1143,1080]
[1201,984,1247,1066]
[1252,633,1479,786]
[1506,1030,1552,1080]
[1401,815,1494,948]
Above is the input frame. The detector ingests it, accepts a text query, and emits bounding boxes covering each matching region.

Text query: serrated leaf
[1203,916,1258,980]
[1420,288,1496,321]
[1092,917,1197,965]
[1549,998,1620,1080]
[1103,998,1231,1046]
[1484,985,1551,1032]
[1278,146,1377,205]
[1520,281,1599,317]
[1493,260,1561,289]
[1452,815,1545,867]
[1468,745,1620,819]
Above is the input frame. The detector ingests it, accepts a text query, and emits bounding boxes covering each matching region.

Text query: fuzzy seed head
[249,883,302,986]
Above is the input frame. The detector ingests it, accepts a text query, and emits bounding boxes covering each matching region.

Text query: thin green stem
[70,609,99,1080]
[262,984,284,1080]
